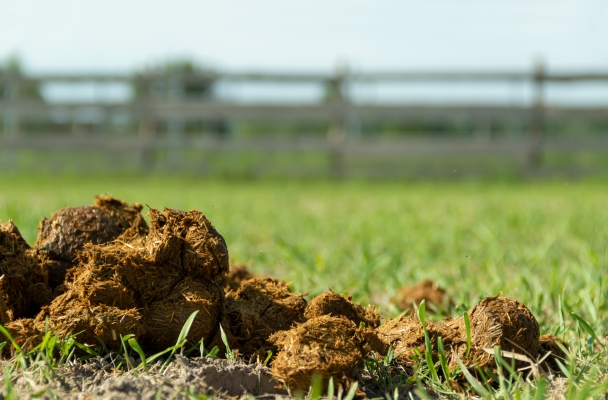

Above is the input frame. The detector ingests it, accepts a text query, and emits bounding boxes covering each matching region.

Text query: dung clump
[392,279,451,313]
[34,291,144,348]
[269,315,364,392]
[305,290,380,328]
[142,278,223,351]
[3,318,45,353]
[0,285,13,325]
[146,208,229,283]
[463,296,540,370]
[34,196,148,290]
[211,277,307,358]
[539,334,568,374]
[376,313,459,368]
[0,220,50,319]
[222,265,256,292]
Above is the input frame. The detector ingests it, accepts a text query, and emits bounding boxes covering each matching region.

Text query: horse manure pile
[0,196,568,396]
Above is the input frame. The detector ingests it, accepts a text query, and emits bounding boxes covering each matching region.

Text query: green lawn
[1,172,607,396]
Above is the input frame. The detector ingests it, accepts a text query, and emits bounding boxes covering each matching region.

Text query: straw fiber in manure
[269,315,365,392]
[0,220,50,319]
[34,196,148,290]
[222,264,256,292]
[305,289,380,328]
[211,277,307,358]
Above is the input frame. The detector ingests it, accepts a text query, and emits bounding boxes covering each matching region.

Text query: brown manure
[376,313,460,368]
[146,208,229,283]
[538,334,568,374]
[462,296,540,371]
[34,196,148,290]
[305,289,380,328]
[392,279,451,313]
[211,277,307,358]
[3,318,45,353]
[34,291,144,349]
[142,277,223,351]
[0,220,50,318]
[269,315,364,392]
[222,264,256,293]
[0,285,13,325]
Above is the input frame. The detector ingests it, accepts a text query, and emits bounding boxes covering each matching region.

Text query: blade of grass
[162,310,199,371]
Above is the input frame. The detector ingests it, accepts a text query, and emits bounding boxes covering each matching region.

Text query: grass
[1,172,607,397]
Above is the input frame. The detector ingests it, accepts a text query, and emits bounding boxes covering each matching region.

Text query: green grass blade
[128,337,148,373]
[0,324,22,353]
[162,310,199,371]
[343,381,358,400]
[454,357,490,397]
[463,312,471,360]
[437,336,450,382]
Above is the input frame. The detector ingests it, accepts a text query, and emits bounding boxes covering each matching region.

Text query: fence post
[528,60,545,168]
[137,76,157,170]
[327,64,348,176]
[3,74,20,168]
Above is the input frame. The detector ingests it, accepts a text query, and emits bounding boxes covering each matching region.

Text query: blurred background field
[1,173,606,339]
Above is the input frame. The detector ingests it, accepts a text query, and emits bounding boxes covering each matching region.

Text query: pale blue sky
[2,0,607,73]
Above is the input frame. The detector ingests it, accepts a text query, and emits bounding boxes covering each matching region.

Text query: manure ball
[269,315,364,392]
[305,289,380,328]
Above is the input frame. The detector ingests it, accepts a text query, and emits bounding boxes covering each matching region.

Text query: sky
[2,0,608,74]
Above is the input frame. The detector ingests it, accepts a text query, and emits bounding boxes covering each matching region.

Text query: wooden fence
[1,63,608,176]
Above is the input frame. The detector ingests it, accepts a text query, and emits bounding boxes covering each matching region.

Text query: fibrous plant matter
[378,296,541,376]
[146,208,229,283]
[0,286,12,325]
[222,264,256,293]
[142,277,223,351]
[212,277,307,358]
[269,315,365,392]
[392,279,451,313]
[305,289,380,328]
[33,290,144,349]
[538,334,568,373]
[34,196,148,290]
[0,220,50,319]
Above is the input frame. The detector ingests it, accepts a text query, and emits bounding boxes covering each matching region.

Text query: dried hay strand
[34,290,144,349]
[538,334,568,374]
[0,220,50,318]
[213,278,307,358]
[146,208,229,283]
[269,315,364,392]
[305,289,380,328]
[392,279,451,313]
[222,265,255,293]
[461,296,540,371]
[142,278,223,351]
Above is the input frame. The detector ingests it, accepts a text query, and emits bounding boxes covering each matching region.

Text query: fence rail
[2,63,608,175]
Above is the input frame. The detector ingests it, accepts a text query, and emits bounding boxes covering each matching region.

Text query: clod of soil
[211,277,307,358]
[142,277,223,351]
[305,290,380,328]
[0,220,50,319]
[392,279,451,313]
[147,208,229,283]
[539,334,568,374]
[34,196,148,290]
[222,264,256,292]
[269,315,364,392]
[463,296,540,371]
